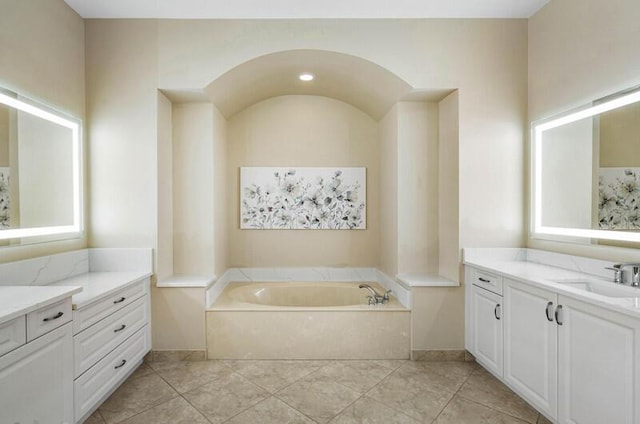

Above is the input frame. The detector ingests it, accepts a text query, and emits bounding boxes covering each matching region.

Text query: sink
[553,279,640,298]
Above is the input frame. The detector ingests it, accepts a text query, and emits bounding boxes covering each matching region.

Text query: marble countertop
[49,271,152,309]
[396,273,459,287]
[0,285,83,325]
[464,256,640,318]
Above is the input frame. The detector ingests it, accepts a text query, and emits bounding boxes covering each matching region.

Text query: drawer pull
[478,277,491,283]
[42,312,64,322]
[114,359,127,369]
[114,324,127,333]
[113,297,126,304]
[555,305,564,326]
[494,304,501,320]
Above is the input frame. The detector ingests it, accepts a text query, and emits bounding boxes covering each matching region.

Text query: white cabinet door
[558,296,640,424]
[471,285,503,376]
[503,278,558,421]
[0,322,74,424]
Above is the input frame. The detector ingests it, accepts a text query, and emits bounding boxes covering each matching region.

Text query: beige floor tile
[224,360,325,393]
[149,359,232,393]
[276,373,361,424]
[83,411,106,424]
[183,372,270,424]
[98,373,178,424]
[434,396,530,424]
[457,367,538,423]
[366,366,460,423]
[225,396,316,424]
[313,361,394,393]
[371,360,408,370]
[118,397,209,424]
[329,396,420,424]
[128,363,155,381]
[399,360,477,387]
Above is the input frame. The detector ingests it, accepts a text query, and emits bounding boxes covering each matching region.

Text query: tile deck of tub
[85,358,552,424]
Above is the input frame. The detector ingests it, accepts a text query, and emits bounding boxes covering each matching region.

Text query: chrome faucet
[358,284,392,305]
[611,263,640,286]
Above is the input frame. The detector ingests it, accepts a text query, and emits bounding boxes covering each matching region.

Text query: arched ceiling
[203,50,416,120]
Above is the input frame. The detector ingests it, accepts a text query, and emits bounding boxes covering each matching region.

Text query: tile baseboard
[411,349,475,362]
[147,350,207,362]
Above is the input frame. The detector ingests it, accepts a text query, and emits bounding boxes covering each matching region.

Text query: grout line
[429,367,476,424]
[179,392,214,424]
[453,397,532,424]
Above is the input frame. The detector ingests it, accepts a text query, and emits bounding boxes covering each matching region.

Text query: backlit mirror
[532,86,640,243]
[0,88,82,242]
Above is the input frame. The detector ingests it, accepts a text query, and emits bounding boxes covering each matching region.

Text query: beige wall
[0,0,86,262]
[172,103,215,275]
[379,105,399,276]
[151,286,206,351]
[212,105,229,275]
[438,91,460,281]
[157,92,173,280]
[86,20,158,250]
[397,102,439,274]
[227,95,379,267]
[411,287,465,351]
[156,19,527,256]
[528,0,640,260]
[599,102,640,167]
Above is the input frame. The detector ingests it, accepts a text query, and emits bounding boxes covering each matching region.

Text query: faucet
[611,263,640,286]
[358,284,392,305]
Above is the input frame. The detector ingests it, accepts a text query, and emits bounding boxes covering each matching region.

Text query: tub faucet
[613,263,640,286]
[358,284,391,304]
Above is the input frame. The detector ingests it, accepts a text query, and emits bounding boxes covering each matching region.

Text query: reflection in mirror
[0,89,82,242]
[532,86,640,243]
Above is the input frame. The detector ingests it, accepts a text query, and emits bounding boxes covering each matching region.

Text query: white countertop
[157,274,215,288]
[49,271,152,309]
[464,256,640,318]
[396,273,459,287]
[0,285,83,325]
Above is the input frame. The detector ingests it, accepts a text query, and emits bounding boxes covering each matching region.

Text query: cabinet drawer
[74,325,150,421]
[27,298,72,342]
[472,269,503,295]
[74,295,149,378]
[73,278,149,334]
[0,316,26,356]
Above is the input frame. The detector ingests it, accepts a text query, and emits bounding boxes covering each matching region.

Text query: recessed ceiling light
[299,73,314,82]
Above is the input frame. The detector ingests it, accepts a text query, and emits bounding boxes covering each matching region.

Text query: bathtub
[206,281,410,359]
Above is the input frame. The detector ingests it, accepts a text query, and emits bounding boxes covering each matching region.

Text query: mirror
[0,88,82,242]
[532,86,640,243]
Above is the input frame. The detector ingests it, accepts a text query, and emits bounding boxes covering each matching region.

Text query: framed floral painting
[240,167,366,229]
[598,167,640,230]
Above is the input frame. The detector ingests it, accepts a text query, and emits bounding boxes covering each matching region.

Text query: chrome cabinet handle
[545,302,554,322]
[555,305,563,326]
[113,297,126,304]
[494,304,501,320]
[43,312,64,322]
[114,324,126,333]
[478,277,491,283]
[114,359,127,369]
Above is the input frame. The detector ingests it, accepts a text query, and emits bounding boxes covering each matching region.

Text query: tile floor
[85,358,554,424]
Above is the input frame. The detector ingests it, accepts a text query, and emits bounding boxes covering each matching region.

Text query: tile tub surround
[206,267,411,308]
[85,358,552,424]
[208,280,410,359]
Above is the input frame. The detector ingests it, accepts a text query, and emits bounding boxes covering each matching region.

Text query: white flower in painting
[599,168,640,230]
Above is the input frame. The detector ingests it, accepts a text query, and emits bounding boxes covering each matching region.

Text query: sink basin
[553,280,640,298]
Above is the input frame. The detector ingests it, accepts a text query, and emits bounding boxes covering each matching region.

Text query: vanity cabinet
[72,277,151,423]
[0,310,74,424]
[503,278,558,420]
[557,296,640,424]
[466,266,504,377]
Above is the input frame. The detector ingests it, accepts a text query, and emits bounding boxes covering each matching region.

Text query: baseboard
[411,349,475,362]
[147,350,207,361]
